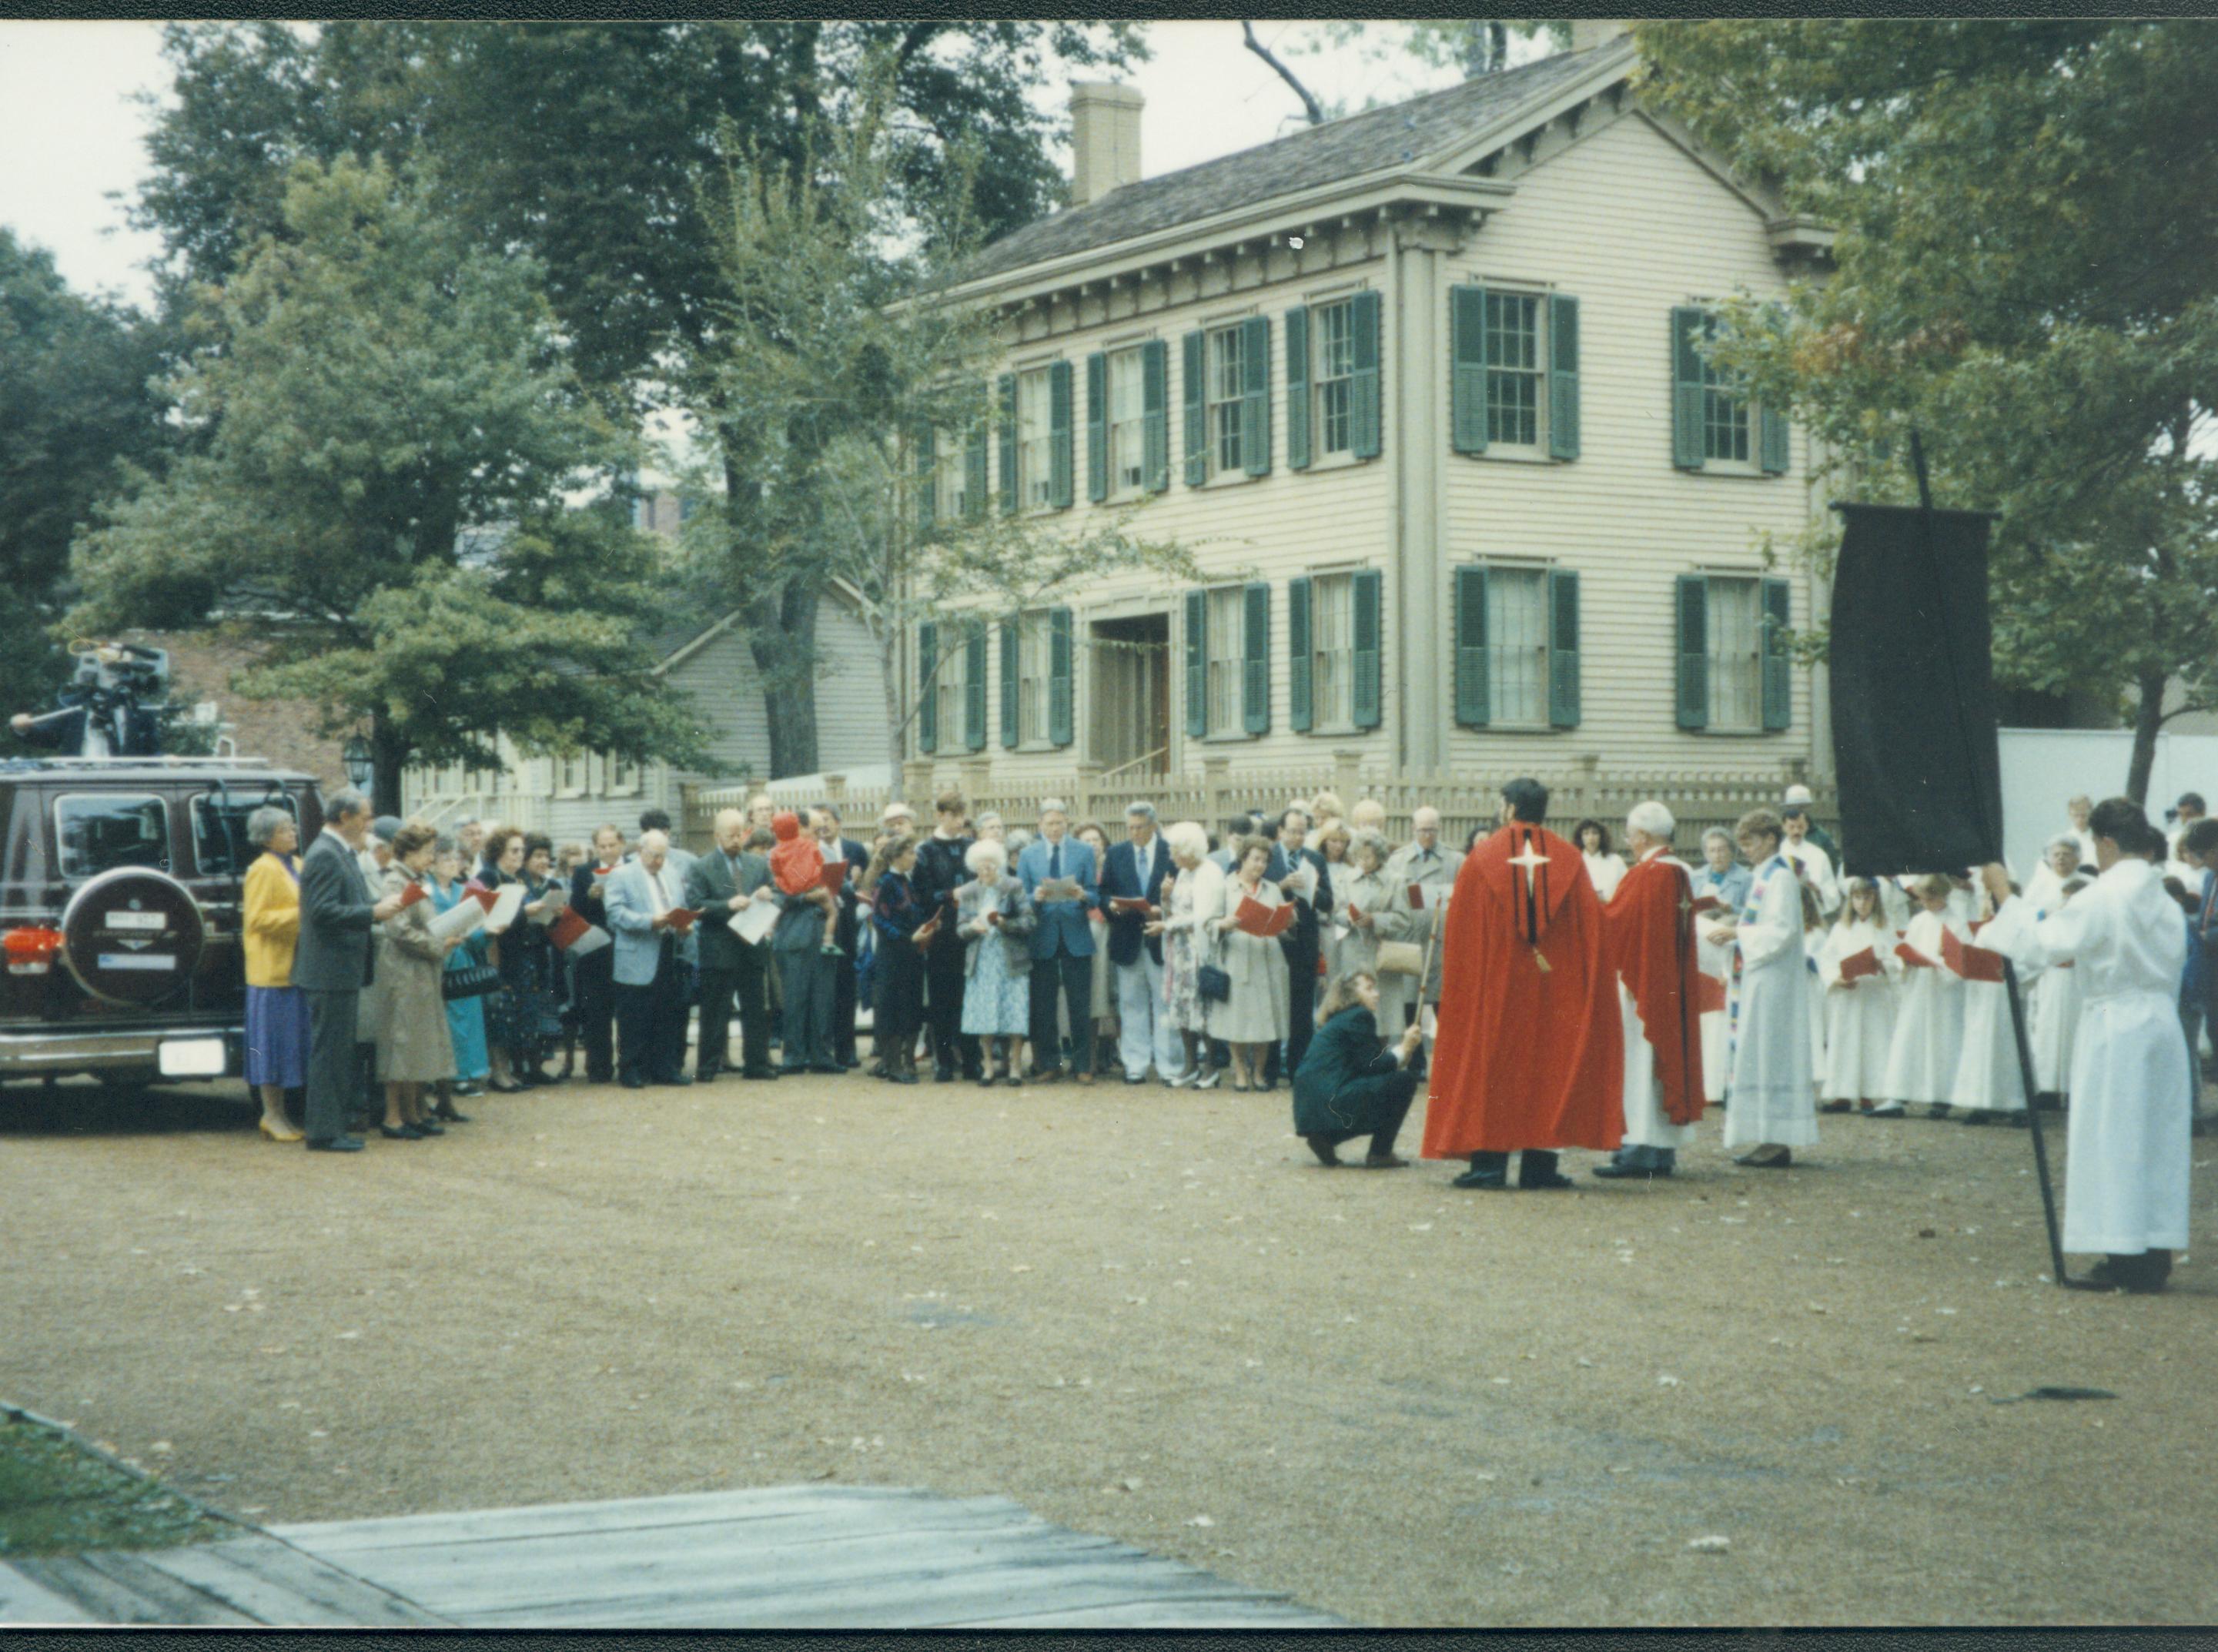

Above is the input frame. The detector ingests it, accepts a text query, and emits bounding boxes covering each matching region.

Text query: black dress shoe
[621,1075,647,1090]
[742,1068,781,1081]
[934,1066,957,1083]
[810,1063,843,1075]
[656,1073,693,1087]
[1591,1159,1658,1179]
[413,1119,446,1136]
[489,1078,524,1094]
[433,1102,471,1123]
[306,1135,365,1152]
[1452,1165,1507,1189]
[1305,1135,1343,1168]
[378,1123,423,1140]
[1520,1169,1575,1189]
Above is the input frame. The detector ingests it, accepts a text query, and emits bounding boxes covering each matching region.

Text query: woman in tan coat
[375,821,463,1140]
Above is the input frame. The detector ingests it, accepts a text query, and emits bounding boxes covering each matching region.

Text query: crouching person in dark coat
[1293,970,1423,1169]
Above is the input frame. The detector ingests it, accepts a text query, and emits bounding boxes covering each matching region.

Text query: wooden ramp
[5,1486,1340,1627]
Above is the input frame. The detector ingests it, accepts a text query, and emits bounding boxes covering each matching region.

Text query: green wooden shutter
[1451,284,1489,455]
[1454,566,1490,727]
[1086,352,1109,503]
[1547,294,1581,461]
[1675,574,1710,729]
[999,617,1020,748]
[1239,315,1270,477]
[1241,581,1270,734]
[915,424,936,533]
[964,622,989,751]
[1182,330,1207,487]
[1284,306,1311,471]
[1049,607,1074,747]
[1761,577,1793,731]
[1142,339,1169,493]
[1184,590,1207,738]
[963,403,987,520]
[1671,307,1707,471]
[1547,567,1581,728]
[1353,568,1383,731]
[1049,359,1073,508]
[1350,288,1383,460]
[1287,576,1313,733]
[916,621,938,754]
[1760,403,1791,476]
[998,372,1019,510]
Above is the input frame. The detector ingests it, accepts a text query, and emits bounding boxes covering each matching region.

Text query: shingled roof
[953,45,1617,288]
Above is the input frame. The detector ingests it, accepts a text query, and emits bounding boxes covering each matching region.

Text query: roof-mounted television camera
[8,640,172,758]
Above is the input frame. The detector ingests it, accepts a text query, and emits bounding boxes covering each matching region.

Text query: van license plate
[159,1038,227,1078]
[106,911,167,931]
[98,953,176,971]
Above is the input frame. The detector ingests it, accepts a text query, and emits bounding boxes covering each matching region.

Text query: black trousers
[1267,937,1319,1085]
[304,987,361,1143]
[925,934,979,1075]
[1307,1069,1419,1159]
[831,937,859,1064]
[875,939,925,1051]
[696,948,771,1075]
[615,941,689,1083]
[778,948,838,1070]
[1028,950,1092,1072]
[573,948,616,1080]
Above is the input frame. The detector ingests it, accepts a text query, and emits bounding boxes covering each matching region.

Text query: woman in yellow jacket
[242,804,310,1142]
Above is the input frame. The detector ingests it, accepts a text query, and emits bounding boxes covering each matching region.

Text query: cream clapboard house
[402,488,884,846]
[895,28,1838,833]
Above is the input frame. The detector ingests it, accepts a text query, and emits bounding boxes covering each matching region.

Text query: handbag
[1196,962,1231,1003]
[441,961,499,1002]
[1376,940,1424,978]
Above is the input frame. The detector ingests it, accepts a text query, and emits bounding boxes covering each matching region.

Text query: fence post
[1333,747,1364,811]
[1203,757,1230,832]
[902,757,935,804]
[960,757,992,804]
[823,773,848,805]
[1075,761,1104,826]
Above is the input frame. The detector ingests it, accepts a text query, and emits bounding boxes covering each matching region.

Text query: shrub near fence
[695,757,1835,860]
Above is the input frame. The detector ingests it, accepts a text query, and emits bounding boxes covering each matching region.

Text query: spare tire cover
[60,867,207,1007]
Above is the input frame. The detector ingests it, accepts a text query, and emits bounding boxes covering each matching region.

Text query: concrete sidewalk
[1,1483,1343,1628]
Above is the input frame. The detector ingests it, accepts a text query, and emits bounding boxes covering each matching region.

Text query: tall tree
[132,22,1148,778]
[1638,20,2218,802]
[0,230,172,739]
[689,64,1200,798]
[71,156,708,811]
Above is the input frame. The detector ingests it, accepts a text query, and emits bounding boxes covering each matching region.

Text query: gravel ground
[2,1068,2213,1627]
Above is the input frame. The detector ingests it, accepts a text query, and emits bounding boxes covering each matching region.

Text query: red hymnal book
[1941,925,2007,984]
[396,879,428,909]
[1838,946,1882,982]
[1235,895,1295,939]
[664,906,704,935]
[1696,974,1727,1015]
[1407,882,1425,910]
[1691,893,1723,915]
[1110,896,1153,915]
[1895,941,1937,969]
[818,861,848,895]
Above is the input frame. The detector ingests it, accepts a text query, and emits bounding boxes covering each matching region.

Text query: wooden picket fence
[688,754,1831,856]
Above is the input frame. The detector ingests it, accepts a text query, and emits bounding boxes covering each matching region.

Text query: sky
[0,19,1505,311]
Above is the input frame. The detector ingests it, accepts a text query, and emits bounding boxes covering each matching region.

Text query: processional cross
[1507,828,1551,972]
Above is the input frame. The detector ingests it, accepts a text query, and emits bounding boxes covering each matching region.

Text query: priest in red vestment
[1423,778,1624,1189]
[1593,801,1706,1179]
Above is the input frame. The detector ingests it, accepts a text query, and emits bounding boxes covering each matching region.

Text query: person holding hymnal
[1815,878,1902,1115]
[1875,875,1970,1117]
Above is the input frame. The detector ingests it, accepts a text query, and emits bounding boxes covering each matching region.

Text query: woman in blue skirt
[429,833,490,1115]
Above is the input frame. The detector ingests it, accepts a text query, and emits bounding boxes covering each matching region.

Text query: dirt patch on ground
[2,1072,2213,1626]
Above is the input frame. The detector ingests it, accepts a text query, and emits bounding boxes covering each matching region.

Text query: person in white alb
[1976,798,2192,1293]
[1779,802,1840,918]
[1711,808,1815,1168]
[1592,802,1703,1179]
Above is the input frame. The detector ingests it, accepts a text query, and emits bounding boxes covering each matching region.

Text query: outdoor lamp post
[343,734,373,790]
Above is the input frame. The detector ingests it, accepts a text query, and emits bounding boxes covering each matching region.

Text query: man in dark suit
[1018,798,1099,1084]
[295,786,403,1152]
[684,807,778,1081]
[811,804,872,1069]
[1099,800,1185,1085]
[912,790,978,1082]
[1264,806,1334,1088]
[569,823,626,1084]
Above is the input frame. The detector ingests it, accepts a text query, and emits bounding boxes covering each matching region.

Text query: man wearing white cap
[1782,784,1839,867]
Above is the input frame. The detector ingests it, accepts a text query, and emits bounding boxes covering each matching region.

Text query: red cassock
[1604,852,1706,1127]
[1422,823,1624,1158]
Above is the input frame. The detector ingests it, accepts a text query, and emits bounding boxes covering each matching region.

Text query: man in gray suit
[684,808,777,1081]
[604,829,694,1089]
[296,787,403,1152]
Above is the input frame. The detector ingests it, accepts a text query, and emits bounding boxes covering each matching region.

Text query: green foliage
[0,231,171,736]
[71,157,709,799]
[1290,21,1568,117]
[1638,21,2218,794]
[683,59,1203,784]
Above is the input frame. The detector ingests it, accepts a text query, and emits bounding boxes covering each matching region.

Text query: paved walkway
[0,1484,1342,1627]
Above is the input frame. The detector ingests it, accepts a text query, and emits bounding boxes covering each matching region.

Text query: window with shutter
[963,405,988,520]
[1484,291,1541,449]
[1142,339,1169,493]
[1671,309,1706,472]
[999,617,1020,748]
[1350,288,1383,460]
[1204,587,1244,736]
[1199,323,1248,478]
[1450,285,1489,455]
[1706,577,1763,731]
[964,622,989,751]
[1454,566,1490,727]
[1674,574,1709,729]
[1015,367,1055,510]
[1242,580,1270,733]
[1310,298,1361,460]
[915,425,936,533]
[1049,607,1074,747]
[1049,358,1074,508]
[1547,567,1581,727]
[1547,294,1581,461]
[1760,404,1791,476]
[1486,567,1550,726]
[1106,347,1147,497]
[1352,568,1383,730]
[1185,589,1207,738]
[1182,332,1207,487]
[1306,574,1357,731]
[1761,577,1793,731]
[1288,576,1313,733]
[1240,314,1270,477]
[916,621,938,754]
[1086,353,1108,503]
[1284,306,1310,471]
[998,373,1019,510]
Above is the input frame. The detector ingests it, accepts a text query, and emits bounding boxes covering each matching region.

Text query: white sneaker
[1193,1068,1221,1090]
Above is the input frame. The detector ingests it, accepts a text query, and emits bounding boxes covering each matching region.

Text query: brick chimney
[1568,20,1631,52]
[1069,82,1143,209]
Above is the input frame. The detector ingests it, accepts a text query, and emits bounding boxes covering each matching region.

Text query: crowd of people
[243,773,2209,1296]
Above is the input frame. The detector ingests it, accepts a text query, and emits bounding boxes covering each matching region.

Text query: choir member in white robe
[1715,810,1814,1166]
[1816,878,1902,1112]
[2063,794,2099,872]
[2026,877,2089,1099]
[1876,873,1915,936]
[1576,818,1628,901]
[1876,876,1970,1115]
[1692,831,1750,1106]
[1801,885,1830,1095]
[1977,802,2191,1292]
[1781,806,1840,916]
[2023,834,2081,916]
[1948,927,2029,1125]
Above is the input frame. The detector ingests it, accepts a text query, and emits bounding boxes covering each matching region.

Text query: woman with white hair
[1149,821,1226,1089]
[955,838,1036,1085]
[241,803,309,1142]
[1326,828,1394,993]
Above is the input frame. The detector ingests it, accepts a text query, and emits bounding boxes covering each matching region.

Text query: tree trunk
[748,578,821,781]
[2125,666,2166,807]
[882,632,908,804]
[370,714,409,818]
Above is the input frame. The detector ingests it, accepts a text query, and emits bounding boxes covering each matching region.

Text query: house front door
[1089,614,1170,778]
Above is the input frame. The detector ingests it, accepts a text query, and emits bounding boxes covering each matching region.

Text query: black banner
[1828,501,2005,878]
